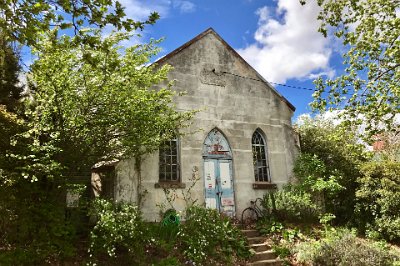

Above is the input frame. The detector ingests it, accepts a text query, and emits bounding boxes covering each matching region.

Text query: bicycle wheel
[241,207,259,225]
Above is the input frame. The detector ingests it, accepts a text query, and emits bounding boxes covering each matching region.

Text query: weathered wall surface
[115,30,299,221]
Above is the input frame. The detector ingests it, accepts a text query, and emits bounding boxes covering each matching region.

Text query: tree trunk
[134,156,143,207]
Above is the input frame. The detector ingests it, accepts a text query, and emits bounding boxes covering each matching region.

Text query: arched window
[252,130,270,182]
[159,137,180,182]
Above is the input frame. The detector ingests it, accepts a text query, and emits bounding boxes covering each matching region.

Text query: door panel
[204,160,218,209]
[204,159,235,217]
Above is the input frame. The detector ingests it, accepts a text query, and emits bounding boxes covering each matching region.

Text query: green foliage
[294,154,344,195]
[257,222,305,264]
[0,107,81,263]
[295,116,370,223]
[0,179,79,264]
[178,206,250,265]
[88,199,147,263]
[295,228,400,266]
[263,188,322,223]
[356,161,400,241]
[257,219,284,235]
[0,1,193,264]
[88,203,250,265]
[6,30,194,206]
[301,0,400,135]
[24,30,193,176]
[0,28,194,264]
[0,0,159,47]
[0,34,23,113]
[272,244,291,259]
[156,257,181,266]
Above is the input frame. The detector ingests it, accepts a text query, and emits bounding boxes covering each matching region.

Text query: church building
[94,28,299,221]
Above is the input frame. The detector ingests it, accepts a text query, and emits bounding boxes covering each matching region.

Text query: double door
[204,159,235,217]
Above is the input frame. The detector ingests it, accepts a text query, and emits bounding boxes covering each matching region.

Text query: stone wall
[115,30,299,221]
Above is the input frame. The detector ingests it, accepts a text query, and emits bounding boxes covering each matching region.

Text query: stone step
[249,243,271,252]
[247,236,266,245]
[247,259,283,266]
[251,250,277,262]
[242,229,260,238]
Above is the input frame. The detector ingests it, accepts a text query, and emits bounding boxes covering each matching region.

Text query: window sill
[155,182,186,189]
[252,182,277,190]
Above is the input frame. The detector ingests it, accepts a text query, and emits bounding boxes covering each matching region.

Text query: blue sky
[121,0,344,121]
[22,0,345,121]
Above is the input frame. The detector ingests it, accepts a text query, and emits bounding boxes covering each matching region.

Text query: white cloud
[307,69,335,80]
[118,0,196,20]
[101,0,172,47]
[103,0,195,46]
[238,0,333,83]
[172,0,196,13]
[118,0,171,22]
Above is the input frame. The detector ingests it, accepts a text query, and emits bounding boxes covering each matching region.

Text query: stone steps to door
[250,250,276,261]
[242,229,261,238]
[250,243,270,252]
[241,229,283,266]
[247,236,267,245]
[248,259,284,266]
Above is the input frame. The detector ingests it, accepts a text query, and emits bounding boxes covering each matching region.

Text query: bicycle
[241,198,264,225]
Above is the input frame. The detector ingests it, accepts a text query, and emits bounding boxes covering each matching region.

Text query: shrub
[356,161,400,241]
[88,199,147,264]
[262,187,322,223]
[295,229,400,265]
[295,116,370,224]
[0,180,79,265]
[178,206,250,265]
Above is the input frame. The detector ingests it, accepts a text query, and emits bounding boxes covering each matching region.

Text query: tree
[21,30,194,196]
[0,0,175,262]
[301,0,400,135]
[0,0,159,46]
[0,33,23,112]
[295,114,370,223]
[0,31,194,262]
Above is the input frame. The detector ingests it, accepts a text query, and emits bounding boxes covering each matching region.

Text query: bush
[262,187,322,223]
[0,180,79,265]
[356,161,400,241]
[295,229,400,265]
[295,116,370,224]
[88,199,148,264]
[178,206,250,265]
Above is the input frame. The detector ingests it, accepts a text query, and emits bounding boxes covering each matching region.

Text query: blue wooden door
[204,159,235,216]
[203,129,235,217]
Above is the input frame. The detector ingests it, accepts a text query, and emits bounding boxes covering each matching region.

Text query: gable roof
[155,28,295,112]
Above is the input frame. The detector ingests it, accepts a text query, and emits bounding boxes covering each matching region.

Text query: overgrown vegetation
[356,161,400,241]
[88,199,147,264]
[262,186,322,224]
[295,229,400,266]
[294,115,370,224]
[255,115,400,265]
[179,206,250,265]
[0,1,196,263]
[88,201,249,265]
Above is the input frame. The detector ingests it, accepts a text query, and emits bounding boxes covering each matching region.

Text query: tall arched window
[252,129,270,182]
[159,137,180,182]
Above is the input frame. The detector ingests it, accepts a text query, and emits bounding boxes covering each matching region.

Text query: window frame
[158,136,181,183]
[252,129,271,183]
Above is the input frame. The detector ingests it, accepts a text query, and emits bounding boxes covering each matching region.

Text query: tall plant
[295,115,370,223]
[0,30,194,262]
[23,30,194,198]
